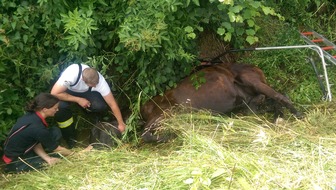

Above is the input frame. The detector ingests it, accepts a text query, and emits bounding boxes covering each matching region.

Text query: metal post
[254,45,331,101]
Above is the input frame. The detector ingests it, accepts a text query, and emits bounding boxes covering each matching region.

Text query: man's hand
[77,97,91,109]
[47,157,61,166]
[54,146,74,156]
[118,123,126,133]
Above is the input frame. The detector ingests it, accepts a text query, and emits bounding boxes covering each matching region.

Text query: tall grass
[1,102,336,189]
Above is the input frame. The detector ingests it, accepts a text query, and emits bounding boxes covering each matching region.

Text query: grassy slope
[1,103,336,189]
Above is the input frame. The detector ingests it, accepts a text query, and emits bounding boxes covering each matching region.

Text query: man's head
[82,68,99,87]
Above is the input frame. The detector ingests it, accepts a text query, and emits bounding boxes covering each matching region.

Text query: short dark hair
[82,68,99,85]
[25,93,59,112]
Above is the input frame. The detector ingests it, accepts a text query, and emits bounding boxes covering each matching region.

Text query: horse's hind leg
[251,82,301,117]
[273,98,285,122]
[247,94,265,113]
[238,71,302,118]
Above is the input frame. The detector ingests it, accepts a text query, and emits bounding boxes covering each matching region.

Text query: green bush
[0,0,335,141]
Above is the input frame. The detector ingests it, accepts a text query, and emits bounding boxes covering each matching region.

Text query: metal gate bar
[253,45,331,101]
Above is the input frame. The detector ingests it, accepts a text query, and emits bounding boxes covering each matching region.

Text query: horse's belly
[173,78,237,114]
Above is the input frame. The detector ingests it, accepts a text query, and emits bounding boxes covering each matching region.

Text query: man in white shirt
[51,63,126,148]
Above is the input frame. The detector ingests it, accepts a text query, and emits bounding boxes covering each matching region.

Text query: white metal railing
[253,45,331,101]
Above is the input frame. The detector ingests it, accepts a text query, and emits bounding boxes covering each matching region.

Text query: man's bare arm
[103,92,126,132]
[51,84,90,108]
[33,143,61,165]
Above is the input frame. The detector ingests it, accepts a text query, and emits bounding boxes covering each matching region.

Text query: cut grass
[1,102,336,190]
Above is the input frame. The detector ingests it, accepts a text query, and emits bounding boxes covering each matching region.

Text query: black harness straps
[70,63,82,87]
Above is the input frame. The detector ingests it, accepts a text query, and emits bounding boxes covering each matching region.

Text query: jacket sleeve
[34,128,59,152]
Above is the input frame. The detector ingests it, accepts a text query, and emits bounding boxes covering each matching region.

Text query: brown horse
[140,63,302,143]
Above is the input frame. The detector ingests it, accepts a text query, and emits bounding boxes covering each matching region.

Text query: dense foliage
[0,0,335,140]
